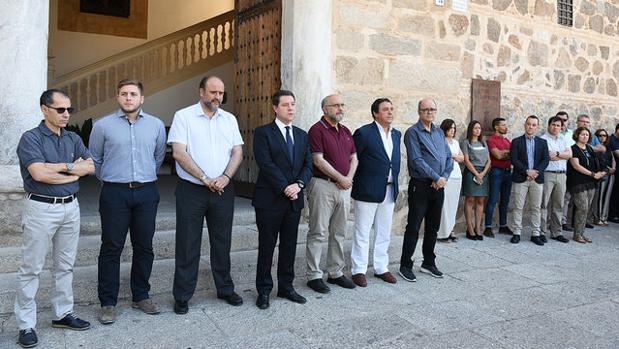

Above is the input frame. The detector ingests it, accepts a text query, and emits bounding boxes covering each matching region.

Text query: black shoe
[18,328,38,348]
[551,235,569,243]
[499,226,513,235]
[562,224,573,232]
[51,313,90,331]
[483,227,495,238]
[585,223,594,229]
[420,264,444,278]
[326,275,356,289]
[530,236,544,246]
[307,279,331,294]
[398,265,417,282]
[476,234,484,241]
[448,234,458,242]
[277,289,306,304]
[437,237,450,243]
[510,235,520,244]
[174,300,188,315]
[466,229,476,240]
[539,234,548,243]
[217,292,243,306]
[255,294,269,309]
[608,217,619,224]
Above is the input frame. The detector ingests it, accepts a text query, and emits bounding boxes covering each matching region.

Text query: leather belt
[103,181,154,189]
[29,194,75,204]
[316,176,335,182]
[545,170,566,174]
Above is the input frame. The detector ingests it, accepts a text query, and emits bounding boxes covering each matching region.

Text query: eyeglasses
[324,103,345,109]
[46,105,75,114]
[598,134,608,137]
[420,108,437,113]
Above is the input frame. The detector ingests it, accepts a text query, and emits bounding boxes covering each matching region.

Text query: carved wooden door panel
[234,0,282,197]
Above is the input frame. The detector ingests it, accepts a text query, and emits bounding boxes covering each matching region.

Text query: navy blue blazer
[352,122,401,202]
[252,121,313,212]
[510,134,549,184]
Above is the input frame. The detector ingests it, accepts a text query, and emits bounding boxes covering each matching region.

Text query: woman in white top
[437,119,464,242]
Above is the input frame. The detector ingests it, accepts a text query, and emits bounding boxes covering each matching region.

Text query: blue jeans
[484,167,512,228]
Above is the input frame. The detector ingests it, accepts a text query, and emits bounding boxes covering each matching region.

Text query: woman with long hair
[591,129,616,226]
[567,127,606,243]
[437,119,464,242]
[461,120,491,240]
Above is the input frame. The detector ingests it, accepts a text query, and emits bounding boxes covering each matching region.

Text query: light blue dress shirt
[89,109,167,183]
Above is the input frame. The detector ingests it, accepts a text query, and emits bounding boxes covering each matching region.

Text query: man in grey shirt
[89,79,167,324]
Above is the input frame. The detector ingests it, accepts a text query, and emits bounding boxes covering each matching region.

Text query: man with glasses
[399,99,453,281]
[15,89,94,348]
[556,111,574,147]
[89,79,167,324]
[483,118,513,237]
[306,94,358,293]
[540,116,571,243]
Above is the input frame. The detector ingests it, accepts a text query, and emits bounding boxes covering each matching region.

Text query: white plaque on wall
[452,0,469,12]
[435,0,445,6]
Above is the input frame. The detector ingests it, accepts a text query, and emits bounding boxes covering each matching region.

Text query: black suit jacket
[510,135,549,184]
[252,121,313,212]
[351,122,401,202]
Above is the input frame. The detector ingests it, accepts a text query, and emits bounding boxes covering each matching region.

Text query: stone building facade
[330,0,619,227]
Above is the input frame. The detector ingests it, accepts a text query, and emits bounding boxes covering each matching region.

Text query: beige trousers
[306,178,351,280]
[510,180,543,236]
[541,172,567,237]
[15,198,80,330]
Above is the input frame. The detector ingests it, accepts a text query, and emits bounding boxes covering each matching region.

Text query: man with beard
[306,94,358,293]
[90,79,167,324]
[483,118,513,237]
[168,76,244,313]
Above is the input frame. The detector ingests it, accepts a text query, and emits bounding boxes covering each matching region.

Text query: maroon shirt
[308,117,356,178]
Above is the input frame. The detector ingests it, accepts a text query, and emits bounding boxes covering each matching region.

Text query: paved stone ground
[1,221,618,349]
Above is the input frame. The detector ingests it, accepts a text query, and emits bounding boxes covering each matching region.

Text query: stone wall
[332,0,619,231]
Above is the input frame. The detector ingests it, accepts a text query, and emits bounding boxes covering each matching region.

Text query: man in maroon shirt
[306,94,358,293]
[483,117,514,237]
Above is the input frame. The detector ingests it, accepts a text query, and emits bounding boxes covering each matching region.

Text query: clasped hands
[431,177,447,190]
[526,169,539,181]
[202,175,230,195]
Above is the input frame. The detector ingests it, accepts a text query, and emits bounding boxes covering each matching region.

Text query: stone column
[281,0,333,131]
[0,1,49,232]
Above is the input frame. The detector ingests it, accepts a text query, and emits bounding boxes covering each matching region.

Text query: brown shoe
[582,235,592,243]
[573,234,587,244]
[352,273,367,287]
[374,271,397,284]
[98,306,116,324]
[131,298,160,315]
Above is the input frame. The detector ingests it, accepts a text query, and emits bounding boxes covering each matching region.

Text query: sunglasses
[46,105,75,114]
[598,134,608,137]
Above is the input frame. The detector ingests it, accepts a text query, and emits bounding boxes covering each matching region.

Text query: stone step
[0,236,406,315]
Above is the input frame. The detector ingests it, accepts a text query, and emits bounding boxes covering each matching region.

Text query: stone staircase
[0,194,407,317]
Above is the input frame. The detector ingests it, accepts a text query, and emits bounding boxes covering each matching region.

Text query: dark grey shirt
[89,109,167,183]
[17,121,91,196]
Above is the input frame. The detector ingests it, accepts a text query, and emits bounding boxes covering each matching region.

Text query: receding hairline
[417,99,436,110]
[321,94,342,108]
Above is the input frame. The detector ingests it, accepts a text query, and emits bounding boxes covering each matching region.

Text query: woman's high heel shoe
[466,229,476,240]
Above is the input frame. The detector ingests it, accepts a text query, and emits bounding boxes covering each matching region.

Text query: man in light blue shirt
[89,79,166,324]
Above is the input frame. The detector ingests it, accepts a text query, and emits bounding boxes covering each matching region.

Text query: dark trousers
[610,174,619,219]
[400,179,444,268]
[484,167,512,228]
[173,179,235,301]
[98,182,159,306]
[255,207,301,295]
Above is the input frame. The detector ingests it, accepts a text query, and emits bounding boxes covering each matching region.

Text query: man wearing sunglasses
[89,79,167,324]
[15,89,95,348]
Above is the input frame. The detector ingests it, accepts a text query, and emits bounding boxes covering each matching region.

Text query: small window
[557,0,573,27]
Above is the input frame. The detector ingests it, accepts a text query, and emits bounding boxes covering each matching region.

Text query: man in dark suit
[350,98,401,287]
[509,115,549,245]
[252,90,313,309]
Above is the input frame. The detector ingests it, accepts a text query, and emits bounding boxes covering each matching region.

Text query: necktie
[285,126,294,162]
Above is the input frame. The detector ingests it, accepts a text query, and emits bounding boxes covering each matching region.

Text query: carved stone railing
[51,11,234,121]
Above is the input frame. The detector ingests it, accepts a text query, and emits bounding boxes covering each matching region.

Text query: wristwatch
[65,163,75,173]
[555,151,559,157]
[296,180,305,189]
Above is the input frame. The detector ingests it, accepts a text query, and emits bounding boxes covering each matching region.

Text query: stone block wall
[332,0,619,232]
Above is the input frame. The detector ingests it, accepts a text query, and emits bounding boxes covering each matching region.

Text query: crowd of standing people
[13,76,619,348]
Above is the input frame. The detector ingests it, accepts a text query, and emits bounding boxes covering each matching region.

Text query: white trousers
[15,198,80,330]
[438,176,462,239]
[351,185,395,275]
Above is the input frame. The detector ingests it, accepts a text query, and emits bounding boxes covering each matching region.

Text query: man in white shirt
[541,116,572,243]
[167,76,244,313]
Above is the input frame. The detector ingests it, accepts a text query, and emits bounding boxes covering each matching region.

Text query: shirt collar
[115,108,144,120]
[319,116,339,130]
[195,101,223,119]
[38,120,66,137]
[414,121,436,133]
[374,120,392,135]
[274,117,292,130]
[525,134,535,140]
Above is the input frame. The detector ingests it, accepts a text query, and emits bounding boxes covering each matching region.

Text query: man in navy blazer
[252,90,313,309]
[350,98,401,287]
[509,115,549,245]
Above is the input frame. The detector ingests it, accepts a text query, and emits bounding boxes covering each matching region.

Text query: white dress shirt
[375,121,394,182]
[541,132,568,172]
